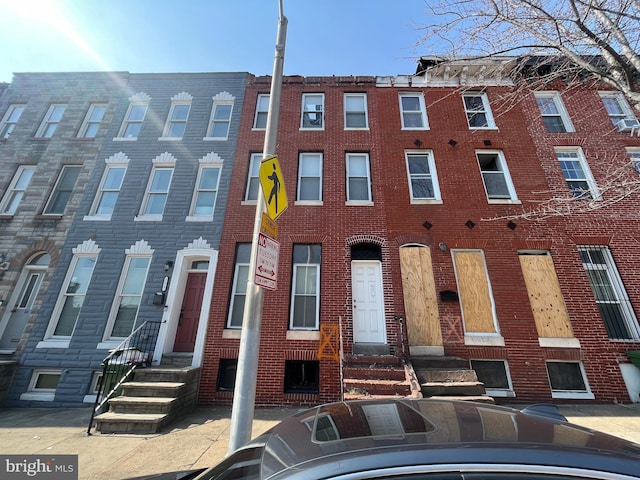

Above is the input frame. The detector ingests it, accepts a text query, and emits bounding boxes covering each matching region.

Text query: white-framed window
[346,153,372,203]
[244,153,262,202]
[227,244,251,329]
[116,92,150,140]
[344,93,368,129]
[290,244,321,330]
[470,359,515,398]
[534,92,574,132]
[627,147,640,173]
[161,92,192,139]
[188,153,222,221]
[301,93,324,129]
[399,93,428,129]
[297,152,323,202]
[35,104,66,138]
[138,167,173,218]
[555,147,599,199]
[477,150,518,201]
[463,92,496,129]
[546,361,593,399]
[88,159,128,219]
[579,246,640,340]
[104,241,152,340]
[43,165,81,215]
[0,104,26,139]
[599,91,636,127]
[405,150,440,201]
[78,103,106,138]
[254,94,269,129]
[206,92,235,140]
[21,370,61,401]
[0,165,35,215]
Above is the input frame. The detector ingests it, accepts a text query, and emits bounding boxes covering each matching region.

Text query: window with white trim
[254,94,269,129]
[290,244,321,330]
[43,165,81,215]
[297,153,322,202]
[599,91,636,127]
[189,164,221,219]
[36,104,66,138]
[546,361,593,399]
[105,241,152,339]
[116,93,150,139]
[627,147,640,173]
[139,167,173,218]
[555,147,599,199]
[206,93,234,140]
[78,103,106,138]
[463,92,496,129]
[161,92,192,139]
[0,166,35,215]
[470,360,514,397]
[405,151,440,201]
[227,244,251,328]
[579,246,640,340]
[344,93,368,129]
[89,161,127,218]
[399,93,428,129]
[534,92,574,132]
[22,370,61,401]
[346,153,372,203]
[477,150,517,201]
[0,104,26,139]
[301,93,324,129]
[244,153,262,202]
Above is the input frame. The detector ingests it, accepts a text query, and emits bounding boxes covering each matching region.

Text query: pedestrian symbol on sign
[259,155,288,220]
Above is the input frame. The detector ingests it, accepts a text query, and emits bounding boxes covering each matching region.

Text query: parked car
[131,398,640,480]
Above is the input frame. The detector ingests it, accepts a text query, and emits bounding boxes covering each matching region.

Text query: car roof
[250,399,640,479]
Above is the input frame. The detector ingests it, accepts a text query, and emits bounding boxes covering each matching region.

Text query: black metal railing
[87,320,162,434]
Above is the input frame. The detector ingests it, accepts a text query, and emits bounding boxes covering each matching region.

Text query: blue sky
[0,0,431,84]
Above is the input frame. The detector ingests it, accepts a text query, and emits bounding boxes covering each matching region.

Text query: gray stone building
[1,72,248,406]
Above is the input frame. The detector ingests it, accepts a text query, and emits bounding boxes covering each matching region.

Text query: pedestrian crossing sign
[259,155,288,221]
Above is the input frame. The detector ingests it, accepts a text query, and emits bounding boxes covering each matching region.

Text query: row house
[200,58,640,407]
[1,72,249,406]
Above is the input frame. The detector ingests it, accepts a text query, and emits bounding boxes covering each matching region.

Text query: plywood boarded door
[399,246,443,352]
[453,250,497,334]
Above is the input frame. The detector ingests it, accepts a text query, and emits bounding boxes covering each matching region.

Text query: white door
[351,260,386,344]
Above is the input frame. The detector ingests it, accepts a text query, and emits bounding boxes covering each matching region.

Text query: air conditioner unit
[617,118,640,132]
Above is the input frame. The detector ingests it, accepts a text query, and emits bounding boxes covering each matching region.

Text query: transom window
[0,104,26,139]
[346,153,372,203]
[297,153,323,202]
[227,244,251,328]
[78,103,106,138]
[301,93,324,129]
[405,151,440,201]
[36,104,66,138]
[344,93,368,129]
[290,244,321,330]
[399,93,428,129]
[43,165,81,215]
[555,148,599,199]
[477,151,517,201]
[0,165,36,215]
[254,94,269,129]
[534,92,574,132]
[463,92,496,129]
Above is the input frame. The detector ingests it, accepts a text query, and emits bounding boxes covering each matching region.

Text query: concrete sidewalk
[0,403,639,480]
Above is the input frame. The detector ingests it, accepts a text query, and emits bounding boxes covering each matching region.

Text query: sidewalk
[0,403,639,480]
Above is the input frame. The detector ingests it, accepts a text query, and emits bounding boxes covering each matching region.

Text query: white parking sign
[254,232,279,290]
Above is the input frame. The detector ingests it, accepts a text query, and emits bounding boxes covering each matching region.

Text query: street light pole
[227,0,287,455]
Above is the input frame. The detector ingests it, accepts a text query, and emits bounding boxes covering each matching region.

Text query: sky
[0,0,432,84]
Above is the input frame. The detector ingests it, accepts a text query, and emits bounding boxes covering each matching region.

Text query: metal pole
[228,0,287,455]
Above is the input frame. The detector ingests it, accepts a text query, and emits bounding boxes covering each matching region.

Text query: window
[90,162,127,218]
[51,255,97,337]
[399,93,428,129]
[227,244,251,328]
[116,93,150,139]
[78,103,106,138]
[217,359,237,391]
[600,91,636,127]
[0,104,26,139]
[43,165,81,215]
[22,370,61,401]
[284,360,319,394]
[346,153,372,203]
[139,167,173,217]
[405,151,440,201]
[290,244,321,330]
[344,93,368,129]
[189,165,221,219]
[477,150,517,201]
[106,242,152,339]
[162,93,192,139]
[627,148,640,173]
[579,246,640,340]
[244,153,262,202]
[534,92,573,132]
[297,153,323,202]
[0,166,35,215]
[206,92,235,140]
[35,104,66,138]
[546,361,592,399]
[470,360,514,397]
[301,93,324,129]
[555,148,599,199]
[463,92,496,129]
[253,94,269,129]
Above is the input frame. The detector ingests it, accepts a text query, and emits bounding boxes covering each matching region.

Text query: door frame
[351,259,387,344]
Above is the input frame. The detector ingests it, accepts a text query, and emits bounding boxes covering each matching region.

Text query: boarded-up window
[452,250,497,334]
[519,253,574,339]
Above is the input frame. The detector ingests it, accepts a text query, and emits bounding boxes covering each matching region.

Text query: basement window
[546,361,594,399]
[284,360,319,394]
[217,359,237,392]
[470,360,514,397]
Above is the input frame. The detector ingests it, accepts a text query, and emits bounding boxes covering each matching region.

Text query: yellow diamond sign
[259,155,288,221]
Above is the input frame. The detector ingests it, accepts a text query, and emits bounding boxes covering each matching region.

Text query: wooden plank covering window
[400,246,442,347]
[453,250,497,333]
[519,253,574,338]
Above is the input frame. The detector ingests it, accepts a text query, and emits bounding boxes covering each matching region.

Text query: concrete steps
[342,353,413,398]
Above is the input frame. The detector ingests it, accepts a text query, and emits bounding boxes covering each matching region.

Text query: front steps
[93,365,200,434]
[343,353,415,399]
